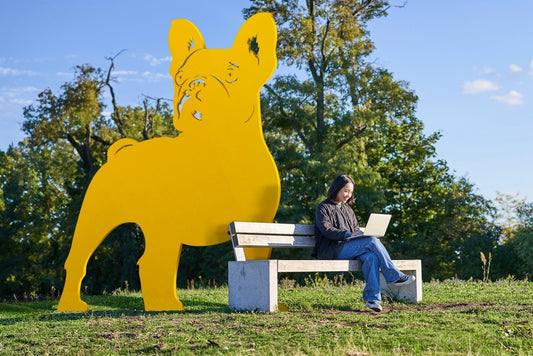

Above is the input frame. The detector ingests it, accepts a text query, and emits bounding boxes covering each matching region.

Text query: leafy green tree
[512,202,533,279]
[492,201,533,280]
[22,65,109,183]
[22,63,177,186]
[245,1,395,222]
[0,143,75,296]
[0,60,177,297]
[493,191,526,242]
[244,0,497,279]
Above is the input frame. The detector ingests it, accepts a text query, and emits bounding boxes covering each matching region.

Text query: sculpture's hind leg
[138,241,184,311]
[57,219,117,312]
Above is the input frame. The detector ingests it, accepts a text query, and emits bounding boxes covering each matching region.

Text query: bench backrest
[229,221,315,261]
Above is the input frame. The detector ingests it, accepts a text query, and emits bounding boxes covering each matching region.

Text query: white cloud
[11,97,34,105]
[529,60,533,75]
[491,90,523,105]
[0,86,39,97]
[0,66,37,76]
[462,79,499,94]
[56,71,73,77]
[509,64,522,73]
[0,86,39,108]
[475,66,494,75]
[114,70,138,76]
[143,54,172,66]
[142,71,168,81]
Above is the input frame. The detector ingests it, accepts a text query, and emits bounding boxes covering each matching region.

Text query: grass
[0,279,532,355]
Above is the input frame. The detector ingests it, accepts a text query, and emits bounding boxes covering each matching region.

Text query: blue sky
[1,1,532,202]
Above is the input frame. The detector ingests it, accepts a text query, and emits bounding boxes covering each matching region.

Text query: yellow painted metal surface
[58,13,280,312]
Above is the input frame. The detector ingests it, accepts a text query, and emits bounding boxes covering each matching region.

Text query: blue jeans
[337,236,403,303]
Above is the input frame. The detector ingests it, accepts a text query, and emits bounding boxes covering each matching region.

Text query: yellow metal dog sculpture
[58,13,280,311]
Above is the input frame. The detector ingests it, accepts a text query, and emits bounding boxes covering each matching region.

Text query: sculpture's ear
[231,13,278,82]
[168,19,206,66]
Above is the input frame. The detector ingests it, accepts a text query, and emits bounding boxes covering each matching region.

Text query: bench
[228,221,422,312]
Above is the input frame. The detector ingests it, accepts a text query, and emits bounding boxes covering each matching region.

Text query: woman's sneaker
[366,301,382,312]
[393,275,415,286]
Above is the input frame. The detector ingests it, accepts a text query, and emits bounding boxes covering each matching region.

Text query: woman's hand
[350,230,364,238]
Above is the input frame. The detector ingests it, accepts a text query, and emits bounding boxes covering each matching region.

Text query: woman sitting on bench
[312,174,415,312]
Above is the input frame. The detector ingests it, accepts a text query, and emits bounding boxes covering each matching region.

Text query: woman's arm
[344,205,364,238]
[315,204,351,241]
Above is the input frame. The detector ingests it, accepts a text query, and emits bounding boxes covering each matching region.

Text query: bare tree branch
[66,132,96,179]
[142,97,154,140]
[352,0,407,19]
[141,95,172,140]
[105,49,127,137]
[90,134,112,146]
[264,84,314,154]
[335,124,367,151]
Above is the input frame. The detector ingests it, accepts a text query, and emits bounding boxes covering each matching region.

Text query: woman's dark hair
[327,175,355,204]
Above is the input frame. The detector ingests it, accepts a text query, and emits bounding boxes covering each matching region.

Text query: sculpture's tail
[107,138,138,160]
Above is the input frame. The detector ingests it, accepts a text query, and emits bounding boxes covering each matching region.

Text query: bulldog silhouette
[58,13,280,312]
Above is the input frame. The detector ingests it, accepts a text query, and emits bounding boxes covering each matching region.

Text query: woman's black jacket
[312,199,363,259]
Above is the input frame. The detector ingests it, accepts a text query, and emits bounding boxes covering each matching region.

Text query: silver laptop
[361,213,391,238]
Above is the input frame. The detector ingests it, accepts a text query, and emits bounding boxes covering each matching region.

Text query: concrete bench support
[228,260,278,312]
[379,259,422,304]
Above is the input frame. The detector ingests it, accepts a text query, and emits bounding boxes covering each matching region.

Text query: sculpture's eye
[225,62,239,84]
[175,70,185,87]
[248,36,259,57]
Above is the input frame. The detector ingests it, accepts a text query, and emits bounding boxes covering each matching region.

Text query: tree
[491,201,533,280]
[244,1,496,279]
[0,143,75,297]
[22,62,177,186]
[243,1,437,220]
[512,202,533,279]
[22,65,109,184]
[493,191,526,242]
[1,59,177,297]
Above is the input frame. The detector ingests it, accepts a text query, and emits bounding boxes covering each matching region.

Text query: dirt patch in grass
[390,302,533,314]
[387,302,495,313]
[320,302,506,315]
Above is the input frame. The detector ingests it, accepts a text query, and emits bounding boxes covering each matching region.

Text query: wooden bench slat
[277,259,362,272]
[233,234,315,247]
[231,221,315,235]
[385,260,421,270]
[277,259,421,273]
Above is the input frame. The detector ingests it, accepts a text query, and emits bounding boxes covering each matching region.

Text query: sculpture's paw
[57,296,89,312]
[144,298,184,312]
[278,302,289,312]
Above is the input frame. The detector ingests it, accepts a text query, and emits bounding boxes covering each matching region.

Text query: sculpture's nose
[177,78,206,117]
[189,78,206,91]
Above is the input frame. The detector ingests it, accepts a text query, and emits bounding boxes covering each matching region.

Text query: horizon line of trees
[1,0,531,299]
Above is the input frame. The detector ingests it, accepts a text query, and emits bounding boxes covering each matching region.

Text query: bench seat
[228,221,422,312]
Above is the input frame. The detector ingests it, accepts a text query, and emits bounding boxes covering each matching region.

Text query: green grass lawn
[1,279,531,355]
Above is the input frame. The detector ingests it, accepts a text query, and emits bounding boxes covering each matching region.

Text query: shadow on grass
[84,294,145,310]
[84,294,230,313]
[0,294,231,325]
[0,299,57,313]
